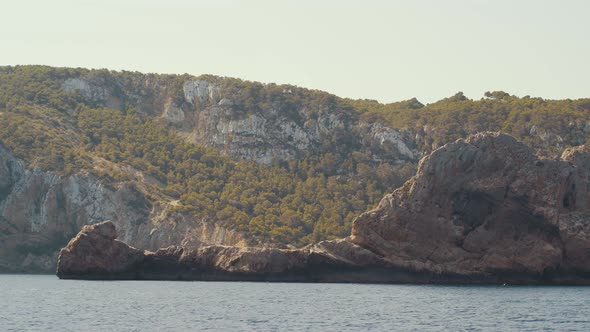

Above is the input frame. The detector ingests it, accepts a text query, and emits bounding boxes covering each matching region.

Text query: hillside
[57,133,590,284]
[1,65,589,272]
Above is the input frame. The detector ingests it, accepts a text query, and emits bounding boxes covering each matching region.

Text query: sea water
[1,275,589,331]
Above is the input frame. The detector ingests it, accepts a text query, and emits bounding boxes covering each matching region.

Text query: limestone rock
[183,80,219,104]
[162,101,185,124]
[60,73,422,166]
[62,78,106,101]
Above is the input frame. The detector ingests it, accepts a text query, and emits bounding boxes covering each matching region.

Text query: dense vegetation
[0,66,412,245]
[0,104,407,245]
[359,92,590,156]
[1,65,589,245]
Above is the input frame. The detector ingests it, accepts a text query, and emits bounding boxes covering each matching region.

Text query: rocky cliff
[3,66,590,273]
[0,143,245,273]
[59,71,590,164]
[57,133,590,284]
[0,66,426,272]
[60,73,421,166]
[351,132,590,278]
[57,220,451,283]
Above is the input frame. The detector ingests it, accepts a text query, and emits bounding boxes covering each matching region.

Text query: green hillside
[1,65,589,246]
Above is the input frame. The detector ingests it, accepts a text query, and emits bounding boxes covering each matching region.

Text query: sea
[1,275,589,331]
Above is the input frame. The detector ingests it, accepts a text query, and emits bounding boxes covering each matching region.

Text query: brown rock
[352,132,590,281]
[57,221,402,282]
[56,221,144,278]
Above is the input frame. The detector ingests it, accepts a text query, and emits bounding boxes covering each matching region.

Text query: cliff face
[57,133,590,284]
[0,144,245,273]
[3,66,590,274]
[2,68,423,272]
[351,132,590,278]
[61,75,421,166]
[60,73,589,165]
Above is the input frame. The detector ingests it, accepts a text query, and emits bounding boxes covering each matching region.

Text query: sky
[1,0,589,104]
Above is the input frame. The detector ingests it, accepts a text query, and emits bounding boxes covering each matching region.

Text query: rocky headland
[57,132,590,284]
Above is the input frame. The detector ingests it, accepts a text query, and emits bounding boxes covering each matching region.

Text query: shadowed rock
[58,133,590,284]
[56,221,144,278]
[351,132,590,282]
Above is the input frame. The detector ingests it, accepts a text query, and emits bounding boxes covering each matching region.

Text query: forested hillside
[355,91,590,157]
[1,65,589,249]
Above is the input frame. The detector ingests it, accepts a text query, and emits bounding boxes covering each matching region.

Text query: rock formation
[7,66,588,273]
[57,220,453,282]
[57,133,590,284]
[0,68,422,272]
[61,74,422,166]
[0,143,246,273]
[351,132,590,279]
[57,221,144,278]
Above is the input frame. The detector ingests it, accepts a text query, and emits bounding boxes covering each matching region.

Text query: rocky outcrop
[63,78,107,101]
[57,133,590,284]
[57,221,459,283]
[0,143,246,273]
[60,74,422,166]
[61,70,588,168]
[56,221,144,278]
[183,80,220,104]
[351,132,590,280]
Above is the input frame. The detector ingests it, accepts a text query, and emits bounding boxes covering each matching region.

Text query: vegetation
[1,65,589,245]
[0,105,406,245]
[0,66,408,245]
[360,91,590,156]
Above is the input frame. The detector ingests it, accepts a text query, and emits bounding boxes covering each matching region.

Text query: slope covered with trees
[1,65,589,247]
[358,91,590,157]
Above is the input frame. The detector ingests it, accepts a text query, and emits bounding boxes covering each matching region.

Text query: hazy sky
[2,0,589,103]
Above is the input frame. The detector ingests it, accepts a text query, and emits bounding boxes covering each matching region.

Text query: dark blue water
[1,275,589,331]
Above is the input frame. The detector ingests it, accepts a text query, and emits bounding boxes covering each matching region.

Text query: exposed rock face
[0,144,246,273]
[351,132,590,280]
[186,104,362,164]
[56,221,144,278]
[56,70,590,166]
[183,80,220,104]
[358,123,418,165]
[62,78,107,101]
[57,220,437,282]
[162,100,185,124]
[60,74,422,166]
[57,133,590,284]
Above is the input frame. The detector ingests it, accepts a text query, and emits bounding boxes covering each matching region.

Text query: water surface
[1,275,589,331]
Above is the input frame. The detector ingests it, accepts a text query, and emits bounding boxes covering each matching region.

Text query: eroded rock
[57,221,144,278]
[351,132,590,280]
